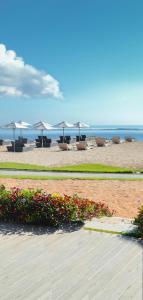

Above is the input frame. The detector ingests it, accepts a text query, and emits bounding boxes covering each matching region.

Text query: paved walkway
[0,223,142,300]
[0,169,143,178]
[84,217,137,233]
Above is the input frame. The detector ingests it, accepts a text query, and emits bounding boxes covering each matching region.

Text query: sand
[0,141,143,168]
[1,141,143,219]
[0,178,143,218]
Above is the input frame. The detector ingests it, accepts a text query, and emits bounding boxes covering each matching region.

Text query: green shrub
[134,205,143,237]
[0,185,113,226]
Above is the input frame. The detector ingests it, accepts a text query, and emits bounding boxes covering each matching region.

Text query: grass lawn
[0,162,137,173]
[0,175,143,181]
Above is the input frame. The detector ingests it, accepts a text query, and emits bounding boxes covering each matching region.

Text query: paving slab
[0,223,142,300]
[84,217,137,233]
[0,169,143,178]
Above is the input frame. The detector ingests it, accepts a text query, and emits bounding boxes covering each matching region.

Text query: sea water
[0,125,143,141]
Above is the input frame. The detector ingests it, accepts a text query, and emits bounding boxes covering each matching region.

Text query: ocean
[1,125,143,141]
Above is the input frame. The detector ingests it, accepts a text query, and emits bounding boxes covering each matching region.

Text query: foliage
[134,205,143,237]
[0,185,113,226]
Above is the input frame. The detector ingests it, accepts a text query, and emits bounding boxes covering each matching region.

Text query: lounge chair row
[58,135,135,151]
[95,136,134,146]
[59,141,87,151]
[57,135,86,144]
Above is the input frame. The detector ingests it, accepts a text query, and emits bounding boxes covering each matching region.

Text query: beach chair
[76,141,87,150]
[18,137,28,144]
[58,136,71,144]
[125,136,134,142]
[95,137,105,147]
[76,135,86,142]
[112,136,120,144]
[7,146,23,152]
[58,143,70,151]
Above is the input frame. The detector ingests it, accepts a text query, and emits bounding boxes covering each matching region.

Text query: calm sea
[1,125,143,141]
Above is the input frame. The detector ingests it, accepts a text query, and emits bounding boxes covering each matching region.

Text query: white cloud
[0,44,62,98]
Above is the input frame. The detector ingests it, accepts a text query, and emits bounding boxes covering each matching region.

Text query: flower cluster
[0,185,113,226]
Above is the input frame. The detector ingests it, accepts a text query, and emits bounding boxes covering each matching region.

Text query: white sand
[0,141,143,168]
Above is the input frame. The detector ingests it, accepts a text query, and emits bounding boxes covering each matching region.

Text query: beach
[0,141,143,168]
[1,140,143,218]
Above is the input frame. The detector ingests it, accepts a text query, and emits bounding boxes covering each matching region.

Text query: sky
[0,0,143,125]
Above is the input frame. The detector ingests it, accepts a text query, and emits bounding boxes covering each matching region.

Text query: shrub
[134,205,143,237]
[0,185,113,226]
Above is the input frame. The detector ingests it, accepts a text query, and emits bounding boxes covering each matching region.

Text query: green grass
[84,227,141,238]
[52,164,134,173]
[0,162,136,173]
[0,162,50,171]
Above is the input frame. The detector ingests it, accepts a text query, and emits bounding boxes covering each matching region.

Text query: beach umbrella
[2,121,28,152]
[18,120,31,126]
[17,120,31,137]
[54,121,73,141]
[73,122,89,139]
[33,121,53,147]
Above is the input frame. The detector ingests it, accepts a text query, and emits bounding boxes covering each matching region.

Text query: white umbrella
[2,121,28,152]
[18,120,31,126]
[73,122,89,139]
[17,120,31,137]
[33,121,53,147]
[54,121,73,142]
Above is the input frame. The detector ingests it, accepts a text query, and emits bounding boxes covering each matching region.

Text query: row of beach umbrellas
[1,120,89,149]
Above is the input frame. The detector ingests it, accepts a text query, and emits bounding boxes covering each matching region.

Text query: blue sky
[0,0,143,125]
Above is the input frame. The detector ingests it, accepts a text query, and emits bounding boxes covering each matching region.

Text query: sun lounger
[125,136,134,142]
[18,137,28,144]
[58,143,70,151]
[112,136,120,144]
[7,145,33,152]
[35,137,51,148]
[76,135,86,142]
[76,141,87,150]
[7,146,23,152]
[58,136,71,144]
[7,139,30,152]
[95,137,105,147]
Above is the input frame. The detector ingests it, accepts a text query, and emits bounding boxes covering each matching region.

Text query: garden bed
[0,185,113,227]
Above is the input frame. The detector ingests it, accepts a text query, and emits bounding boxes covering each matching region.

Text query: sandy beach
[0,141,143,219]
[0,178,142,218]
[0,141,143,168]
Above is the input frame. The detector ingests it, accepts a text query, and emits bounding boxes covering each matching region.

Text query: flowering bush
[134,205,143,237]
[0,185,113,226]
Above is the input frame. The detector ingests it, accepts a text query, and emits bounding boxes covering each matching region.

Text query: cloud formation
[0,44,62,98]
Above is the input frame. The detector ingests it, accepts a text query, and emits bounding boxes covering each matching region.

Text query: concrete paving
[84,217,137,233]
[0,223,142,300]
[0,169,143,178]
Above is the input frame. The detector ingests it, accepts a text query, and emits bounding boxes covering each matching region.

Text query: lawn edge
[84,227,140,238]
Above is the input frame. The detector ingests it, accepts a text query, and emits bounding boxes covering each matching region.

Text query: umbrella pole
[13,128,15,152]
[79,127,80,140]
[63,127,65,143]
[20,128,22,138]
[42,129,43,147]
